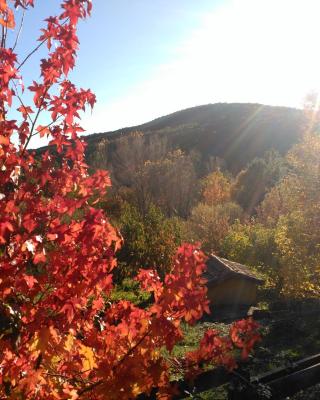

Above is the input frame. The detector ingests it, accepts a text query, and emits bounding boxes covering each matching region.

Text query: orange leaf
[0,8,15,29]
[79,344,97,371]
[0,135,9,145]
[31,327,51,354]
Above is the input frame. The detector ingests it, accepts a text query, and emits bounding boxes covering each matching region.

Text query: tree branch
[31,115,63,138]
[17,39,45,71]
[17,18,69,71]
[20,85,49,155]
[12,9,25,52]
[12,80,34,125]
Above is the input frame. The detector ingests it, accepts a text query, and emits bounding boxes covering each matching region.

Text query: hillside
[85,103,305,174]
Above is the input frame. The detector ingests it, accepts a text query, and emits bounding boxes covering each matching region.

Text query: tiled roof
[204,255,264,285]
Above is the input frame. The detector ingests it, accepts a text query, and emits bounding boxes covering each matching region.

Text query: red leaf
[33,252,46,264]
[23,217,37,233]
[23,274,37,288]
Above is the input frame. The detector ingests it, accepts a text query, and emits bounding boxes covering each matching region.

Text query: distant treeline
[85,103,305,175]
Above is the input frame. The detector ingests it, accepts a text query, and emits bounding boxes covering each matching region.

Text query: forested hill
[85,103,305,174]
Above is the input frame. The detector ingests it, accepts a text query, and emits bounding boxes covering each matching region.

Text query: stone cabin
[205,255,263,306]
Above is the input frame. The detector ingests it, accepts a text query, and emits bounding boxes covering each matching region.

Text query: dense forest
[82,102,320,299]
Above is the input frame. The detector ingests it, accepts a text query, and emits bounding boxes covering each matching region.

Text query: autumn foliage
[0,2,260,398]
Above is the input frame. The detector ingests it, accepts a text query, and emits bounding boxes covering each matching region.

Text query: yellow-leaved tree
[259,128,320,297]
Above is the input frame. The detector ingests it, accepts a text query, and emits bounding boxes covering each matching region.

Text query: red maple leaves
[0,1,261,399]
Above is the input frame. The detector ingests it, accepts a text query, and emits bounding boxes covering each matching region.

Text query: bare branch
[12,80,34,125]
[12,9,26,52]
[17,18,69,71]
[1,24,4,48]
[20,86,49,155]
[31,115,63,137]
[17,39,46,71]
[1,24,7,48]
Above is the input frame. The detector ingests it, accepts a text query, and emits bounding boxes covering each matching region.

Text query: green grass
[172,321,230,359]
[110,278,150,305]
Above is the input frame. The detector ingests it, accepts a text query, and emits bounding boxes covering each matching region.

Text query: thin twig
[20,85,49,155]
[12,79,34,125]
[31,115,63,138]
[12,9,25,51]
[17,18,69,71]
[3,23,7,47]
[1,22,8,48]
[17,39,46,71]
[1,24,5,47]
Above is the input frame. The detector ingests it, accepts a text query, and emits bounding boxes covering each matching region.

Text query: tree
[111,132,168,187]
[141,149,198,217]
[201,169,232,207]
[250,123,320,297]
[221,221,280,289]
[256,176,299,226]
[185,202,242,254]
[0,2,260,398]
[116,203,182,280]
[271,132,320,297]
[274,210,320,297]
[111,136,198,217]
[181,170,242,254]
[232,151,287,215]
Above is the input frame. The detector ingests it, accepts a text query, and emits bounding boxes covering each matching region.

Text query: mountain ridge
[86,102,302,142]
[84,103,305,174]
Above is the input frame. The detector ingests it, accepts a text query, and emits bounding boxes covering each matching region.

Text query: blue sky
[10,0,320,145]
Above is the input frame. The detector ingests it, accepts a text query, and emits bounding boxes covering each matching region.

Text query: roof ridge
[206,255,263,284]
